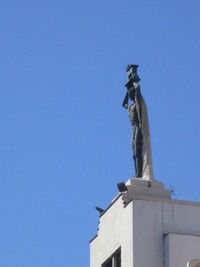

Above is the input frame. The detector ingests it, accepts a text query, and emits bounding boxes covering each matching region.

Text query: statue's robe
[140,96,154,180]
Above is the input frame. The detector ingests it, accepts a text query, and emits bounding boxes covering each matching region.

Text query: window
[102,248,121,267]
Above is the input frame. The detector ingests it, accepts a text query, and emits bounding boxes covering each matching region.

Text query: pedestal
[122,177,171,205]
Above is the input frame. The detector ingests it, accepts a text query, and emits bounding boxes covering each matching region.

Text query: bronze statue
[122,65,154,179]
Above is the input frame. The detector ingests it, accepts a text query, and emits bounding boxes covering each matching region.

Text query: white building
[90,178,200,267]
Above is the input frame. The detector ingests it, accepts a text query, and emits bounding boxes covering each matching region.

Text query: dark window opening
[102,248,121,267]
[116,251,121,267]
[105,259,112,267]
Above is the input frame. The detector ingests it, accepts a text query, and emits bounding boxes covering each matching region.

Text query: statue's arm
[122,92,129,109]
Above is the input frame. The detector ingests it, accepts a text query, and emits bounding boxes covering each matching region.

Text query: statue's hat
[126,64,138,73]
[125,64,140,89]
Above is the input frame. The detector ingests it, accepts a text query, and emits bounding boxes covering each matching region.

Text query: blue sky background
[0,0,200,266]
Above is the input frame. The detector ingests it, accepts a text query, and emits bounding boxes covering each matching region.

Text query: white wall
[132,199,200,267]
[90,196,200,267]
[132,200,164,267]
[165,233,200,267]
[90,196,134,267]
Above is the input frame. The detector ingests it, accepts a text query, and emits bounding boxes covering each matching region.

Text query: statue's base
[122,177,171,205]
[126,177,165,189]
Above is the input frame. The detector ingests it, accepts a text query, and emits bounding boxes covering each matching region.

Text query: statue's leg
[133,155,137,177]
[135,127,143,178]
[136,157,143,177]
[132,126,137,176]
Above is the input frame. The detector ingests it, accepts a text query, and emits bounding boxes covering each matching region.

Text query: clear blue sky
[0,0,200,266]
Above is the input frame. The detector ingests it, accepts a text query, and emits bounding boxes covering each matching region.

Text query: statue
[122,65,154,179]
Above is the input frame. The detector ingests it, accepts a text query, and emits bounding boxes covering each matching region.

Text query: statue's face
[128,88,135,101]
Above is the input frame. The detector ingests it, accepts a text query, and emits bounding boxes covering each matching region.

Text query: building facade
[90,178,200,267]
